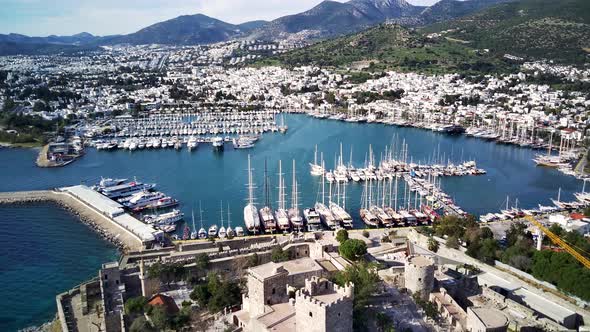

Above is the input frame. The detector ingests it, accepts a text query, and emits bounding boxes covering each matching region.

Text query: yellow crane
[524,215,590,269]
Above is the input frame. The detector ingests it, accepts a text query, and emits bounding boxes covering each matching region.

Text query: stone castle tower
[294,276,354,332]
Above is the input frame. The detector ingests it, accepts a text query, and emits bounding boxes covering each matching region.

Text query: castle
[233,260,354,332]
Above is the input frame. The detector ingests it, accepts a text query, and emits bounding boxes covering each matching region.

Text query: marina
[0,114,584,238]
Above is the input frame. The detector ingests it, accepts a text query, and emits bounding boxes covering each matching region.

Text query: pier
[0,186,163,251]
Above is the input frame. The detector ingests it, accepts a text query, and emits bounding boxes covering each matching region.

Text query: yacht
[142,209,184,225]
[303,207,321,231]
[198,202,207,239]
[226,203,235,238]
[218,202,227,239]
[100,181,156,199]
[288,160,304,231]
[234,226,245,237]
[275,160,291,232]
[260,160,277,233]
[122,191,166,209]
[190,210,198,240]
[187,136,198,150]
[208,224,218,238]
[212,137,224,151]
[309,145,324,176]
[244,155,261,233]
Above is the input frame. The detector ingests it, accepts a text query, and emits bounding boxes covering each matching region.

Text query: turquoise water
[0,203,118,331]
[0,114,582,330]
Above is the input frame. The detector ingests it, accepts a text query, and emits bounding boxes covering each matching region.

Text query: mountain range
[0,0,509,55]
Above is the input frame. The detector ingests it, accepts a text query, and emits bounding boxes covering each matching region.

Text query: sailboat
[278,114,288,133]
[218,202,227,239]
[259,159,277,233]
[330,181,353,228]
[190,209,198,240]
[226,203,235,238]
[288,160,304,231]
[315,161,337,230]
[310,145,324,176]
[360,179,379,227]
[275,160,291,232]
[244,154,261,233]
[198,201,207,239]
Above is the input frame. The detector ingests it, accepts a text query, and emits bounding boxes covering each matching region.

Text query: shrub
[336,229,349,243]
[339,239,368,261]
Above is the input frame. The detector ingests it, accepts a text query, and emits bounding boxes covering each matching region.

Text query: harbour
[0,113,586,330]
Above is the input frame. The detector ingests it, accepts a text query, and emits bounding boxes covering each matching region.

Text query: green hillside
[257,24,516,75]
[423,0,590,64]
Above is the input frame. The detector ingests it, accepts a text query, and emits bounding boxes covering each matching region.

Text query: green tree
[124,296,147,315]
[336,229,349,243]
[339,239,368,261]
[148,305,169,330]
[334,261,380,331]
[506,222,529,247]
[427,237,439,253]
[195,253,210,270]
[271,247,289,263]
[190,283,211,307]
[130,316,155,332]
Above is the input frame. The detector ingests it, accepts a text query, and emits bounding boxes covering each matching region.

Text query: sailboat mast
[248,155,254,205]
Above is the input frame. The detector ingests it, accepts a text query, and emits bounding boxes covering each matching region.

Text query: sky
[0,0,439,37]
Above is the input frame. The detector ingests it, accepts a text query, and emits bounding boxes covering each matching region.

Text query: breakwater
[0,190,136,251]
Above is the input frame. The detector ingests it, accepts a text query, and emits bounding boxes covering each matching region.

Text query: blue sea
[0,114,582,330]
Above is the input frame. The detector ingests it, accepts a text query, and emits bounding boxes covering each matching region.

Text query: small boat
[212,137,224,151]
[208,224,218,238]
[182,224,191,240]
[226,203,235,238]
[198,201,207,239]
[190,210,198,240]
[218,202,227,239]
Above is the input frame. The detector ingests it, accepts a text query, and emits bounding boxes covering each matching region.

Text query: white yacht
[244,155,261,233]
[218,202,227,239]
[198,202,207,239]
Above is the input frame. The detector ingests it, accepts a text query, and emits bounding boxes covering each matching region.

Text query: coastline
[0,190,135,251]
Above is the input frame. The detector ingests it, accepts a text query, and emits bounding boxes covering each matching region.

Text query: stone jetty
[0,190,142,251]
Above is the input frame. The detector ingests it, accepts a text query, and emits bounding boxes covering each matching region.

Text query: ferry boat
[143,209,184,225]
[244,155,261,233]
[303,207,321,231]
[100,181,156,199]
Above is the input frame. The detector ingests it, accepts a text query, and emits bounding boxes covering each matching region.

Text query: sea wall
[0,190,132,250]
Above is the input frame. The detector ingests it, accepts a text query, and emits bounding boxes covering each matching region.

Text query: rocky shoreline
[0,191,127,251]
